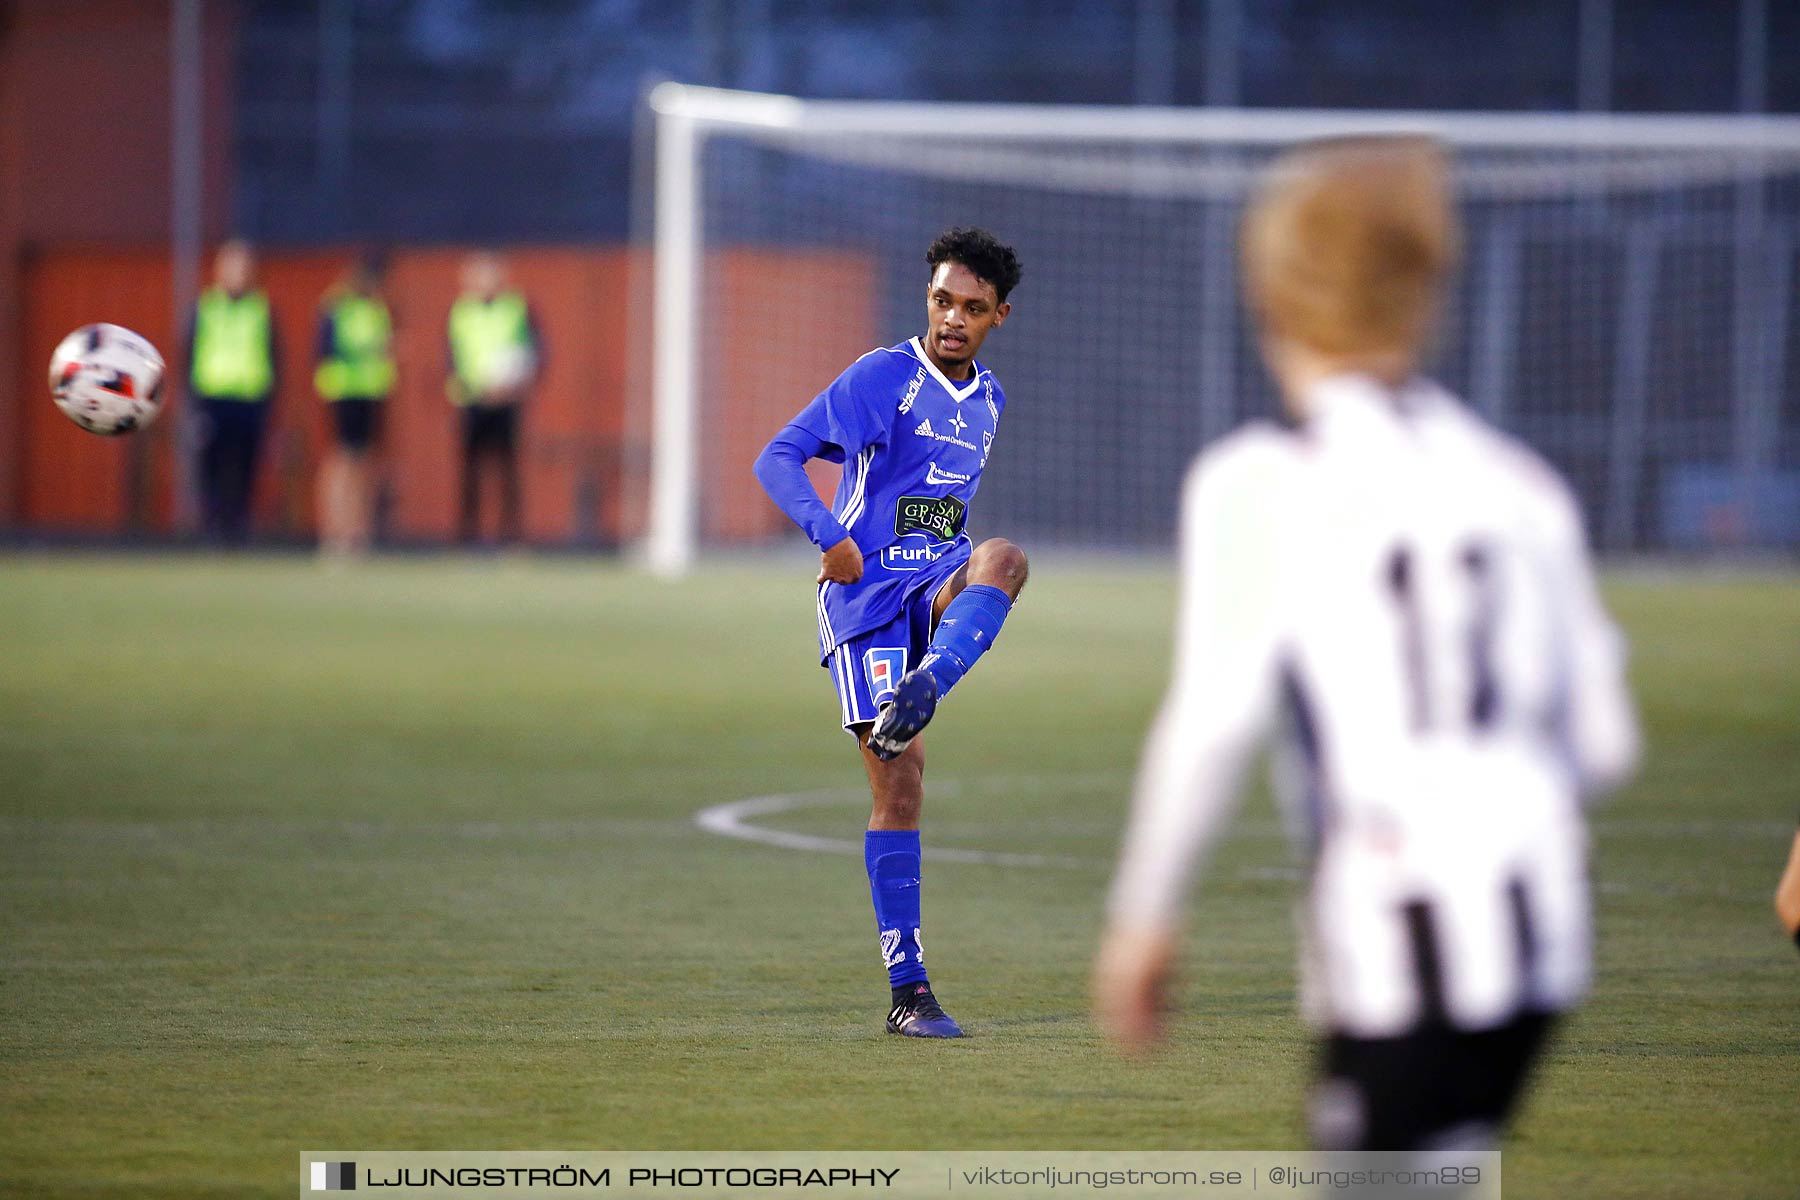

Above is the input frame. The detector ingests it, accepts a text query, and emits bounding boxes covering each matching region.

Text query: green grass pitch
[2,555,1796,1197]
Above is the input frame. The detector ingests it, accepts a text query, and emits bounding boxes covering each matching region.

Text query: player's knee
[970,538,1029,594]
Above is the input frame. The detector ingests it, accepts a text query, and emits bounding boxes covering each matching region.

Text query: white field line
[693,789,1095,869]
[693,790,1785,901]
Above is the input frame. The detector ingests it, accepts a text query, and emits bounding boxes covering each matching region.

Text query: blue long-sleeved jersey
[754,337,1007,664]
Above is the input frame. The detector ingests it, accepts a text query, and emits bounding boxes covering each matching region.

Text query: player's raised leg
[868,537,1029,761]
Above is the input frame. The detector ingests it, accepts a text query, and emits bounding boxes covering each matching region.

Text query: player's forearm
[1569,678,1639,799]
[753,430,851,550]
[1564,591,1640,799]
[1105,696,1257,932]
[1106,449,1275,930]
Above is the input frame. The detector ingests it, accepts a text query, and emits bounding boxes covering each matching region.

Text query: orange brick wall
[10,244,874,546]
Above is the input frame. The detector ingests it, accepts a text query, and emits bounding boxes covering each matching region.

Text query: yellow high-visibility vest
[447,291,533,405]
[192,287,274,400]
[315,292,395,401]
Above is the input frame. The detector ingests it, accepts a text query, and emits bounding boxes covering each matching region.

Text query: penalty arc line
[693,789,1100,871]
[692,791,1783,900]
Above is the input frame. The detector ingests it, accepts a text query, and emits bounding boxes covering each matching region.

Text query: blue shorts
[825,566,962,733]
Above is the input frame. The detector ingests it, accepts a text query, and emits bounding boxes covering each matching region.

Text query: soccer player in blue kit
[753,228,1029,1038]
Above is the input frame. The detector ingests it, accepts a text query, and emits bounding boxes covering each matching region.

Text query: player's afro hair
[926,227,1022,302]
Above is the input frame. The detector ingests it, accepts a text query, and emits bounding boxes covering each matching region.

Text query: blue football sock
[865,829,927,988]
[919,583,1012,698]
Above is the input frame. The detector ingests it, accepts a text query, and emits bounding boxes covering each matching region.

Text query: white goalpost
[643,83,1800,576]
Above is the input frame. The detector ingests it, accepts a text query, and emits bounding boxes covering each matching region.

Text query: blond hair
[1241,136,1459,360]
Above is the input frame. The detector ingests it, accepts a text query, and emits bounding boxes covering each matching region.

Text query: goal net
[641,86,1800,574]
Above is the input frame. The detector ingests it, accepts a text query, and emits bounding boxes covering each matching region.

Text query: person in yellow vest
[447,251,542,546]
[186,240,280,544]
[314,253,396,560]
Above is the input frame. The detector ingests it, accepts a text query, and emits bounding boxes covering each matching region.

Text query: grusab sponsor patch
[894,494,966,542]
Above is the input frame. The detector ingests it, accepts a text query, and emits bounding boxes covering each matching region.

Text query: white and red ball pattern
[49,323,166,437]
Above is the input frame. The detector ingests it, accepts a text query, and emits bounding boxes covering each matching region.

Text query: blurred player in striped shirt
[1095,137,1639,1151]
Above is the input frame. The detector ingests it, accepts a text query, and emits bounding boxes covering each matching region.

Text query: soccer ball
[49,323,166,436]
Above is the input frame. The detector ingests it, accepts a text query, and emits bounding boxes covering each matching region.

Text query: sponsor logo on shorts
[864,647,907,705]
[895,493,967,541]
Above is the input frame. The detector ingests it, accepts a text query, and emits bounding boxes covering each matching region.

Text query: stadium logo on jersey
[914,418,935,438]
[985,380,999,424]
[897,367,927,416]
[924,462,972,487]
[864,647,907,706]
[895,493,967,541]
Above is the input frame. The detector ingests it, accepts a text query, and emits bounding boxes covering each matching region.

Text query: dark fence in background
[234,1,1800,246]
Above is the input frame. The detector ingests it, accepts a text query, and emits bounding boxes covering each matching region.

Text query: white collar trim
[1307,373,1448,438]
[909,337,983,401]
